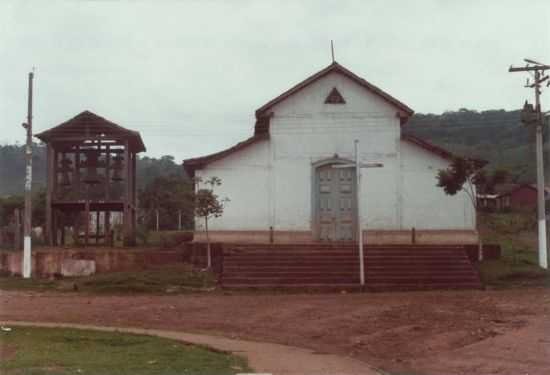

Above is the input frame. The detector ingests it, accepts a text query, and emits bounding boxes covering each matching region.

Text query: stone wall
[0,245,216,278]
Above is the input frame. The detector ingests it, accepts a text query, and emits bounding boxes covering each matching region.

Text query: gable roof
[35,110,146,153]
[255,61,414,121]
[401,133,455,160]
[183,63,469,174]
[498,183,550,197]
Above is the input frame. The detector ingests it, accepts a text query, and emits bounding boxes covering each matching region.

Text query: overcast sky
[1,0,549,161]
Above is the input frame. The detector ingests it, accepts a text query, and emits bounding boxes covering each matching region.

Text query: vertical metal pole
[535,70,548,269]
[355,140,365,286]
[23,72,34,278]
[85,187,90,247]
[156,209,159,232]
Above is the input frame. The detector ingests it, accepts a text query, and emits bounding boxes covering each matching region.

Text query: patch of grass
[143,230,194,248]
[0,276,59,291]
[0,326,251,375]
[477,256,550,288]
[478,211,550,288]
[0,264,217,295]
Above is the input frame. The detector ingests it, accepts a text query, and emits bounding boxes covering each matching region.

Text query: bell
[111,155,124,182]
[83,150,101,185]
[60,171,71,186]
[59,158,73,186]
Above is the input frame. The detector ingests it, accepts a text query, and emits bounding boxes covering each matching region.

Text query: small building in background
[496,184,549,210]
[477,183,550,211]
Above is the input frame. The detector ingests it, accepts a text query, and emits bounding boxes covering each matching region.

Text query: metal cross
[333,140,383,287]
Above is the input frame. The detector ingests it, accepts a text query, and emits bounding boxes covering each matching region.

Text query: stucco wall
[400,140,474,229]
[196,139,271,231]
[196,71,475,237]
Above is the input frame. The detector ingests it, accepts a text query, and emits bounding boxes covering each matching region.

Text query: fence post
[156,209,159,232]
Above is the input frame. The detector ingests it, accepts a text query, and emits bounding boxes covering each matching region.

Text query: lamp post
[333,140,383,286]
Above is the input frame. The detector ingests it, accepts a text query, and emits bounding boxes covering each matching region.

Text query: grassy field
[477,211,550,288]
[0,326,251,375]
[0,264,217,294]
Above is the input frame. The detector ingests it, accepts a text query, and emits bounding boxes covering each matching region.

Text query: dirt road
[1,288,549,375]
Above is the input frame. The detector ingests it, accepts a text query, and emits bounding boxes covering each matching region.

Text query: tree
[437,157,487,260]
[138,175,194,232]
[475,169,510,195]
[194,176,229,269]
[0,190,46,228]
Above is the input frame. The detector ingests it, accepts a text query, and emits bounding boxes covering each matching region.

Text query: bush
[160,231,194,249]
[135,224,150,246]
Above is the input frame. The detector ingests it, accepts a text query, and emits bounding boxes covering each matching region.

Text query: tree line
[0,145,195,231]
[405,108,545,184]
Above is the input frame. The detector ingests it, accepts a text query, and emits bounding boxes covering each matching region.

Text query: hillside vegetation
[405,108,542,183]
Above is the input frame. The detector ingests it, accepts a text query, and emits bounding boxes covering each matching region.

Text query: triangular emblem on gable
[324,87,346,104]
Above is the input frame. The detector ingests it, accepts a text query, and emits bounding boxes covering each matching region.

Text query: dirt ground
[1,288,549,375]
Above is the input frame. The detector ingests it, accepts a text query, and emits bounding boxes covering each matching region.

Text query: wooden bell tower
[35,111,146,247]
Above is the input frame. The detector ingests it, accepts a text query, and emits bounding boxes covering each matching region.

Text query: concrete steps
[221,244,482,291]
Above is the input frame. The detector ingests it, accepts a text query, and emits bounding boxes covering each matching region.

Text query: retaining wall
[0,243,223,278]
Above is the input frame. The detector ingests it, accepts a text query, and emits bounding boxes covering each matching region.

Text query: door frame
[311,156,357,241]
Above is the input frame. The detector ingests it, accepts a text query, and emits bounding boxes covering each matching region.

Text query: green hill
[405,108,540,183]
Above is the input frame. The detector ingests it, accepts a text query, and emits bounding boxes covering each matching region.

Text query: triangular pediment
[255,62,413,119]
[324,87,345,104]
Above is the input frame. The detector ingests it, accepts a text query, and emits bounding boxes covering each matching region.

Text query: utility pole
[333,140,383,287]
[509,59,550,269]
[22,71,34,278]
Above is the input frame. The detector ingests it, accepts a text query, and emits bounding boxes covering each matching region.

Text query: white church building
[184,62,477,244]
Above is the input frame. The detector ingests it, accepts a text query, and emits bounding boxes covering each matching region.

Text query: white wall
[269,72,400,231]
[197,71,475,233]
[196,139,270,230]
[400,140,475,230]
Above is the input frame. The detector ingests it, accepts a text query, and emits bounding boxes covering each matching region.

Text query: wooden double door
[315,164,357,241]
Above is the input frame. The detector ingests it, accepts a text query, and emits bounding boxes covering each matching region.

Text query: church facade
[184,62,477,244]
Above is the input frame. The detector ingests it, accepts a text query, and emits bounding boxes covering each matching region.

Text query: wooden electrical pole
[509,59,550,269]
[22,71,34,278]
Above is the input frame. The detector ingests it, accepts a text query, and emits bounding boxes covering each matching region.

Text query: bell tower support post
[45,144,54,246]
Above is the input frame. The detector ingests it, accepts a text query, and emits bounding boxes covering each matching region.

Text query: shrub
[160,231,194,249]
[135,224,150,246]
